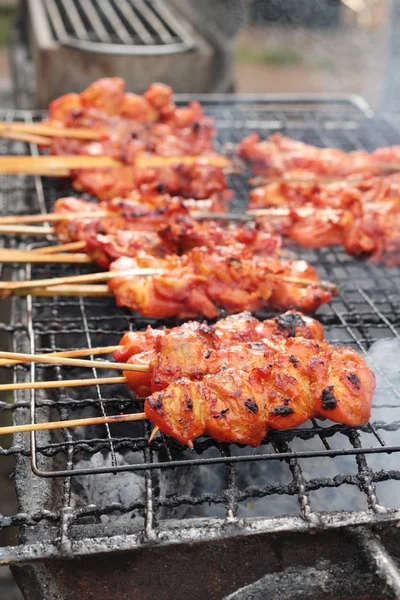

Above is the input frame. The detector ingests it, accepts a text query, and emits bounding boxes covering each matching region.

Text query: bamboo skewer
[0,131,52,145]
[0,344,123,366]
[148,426,160,443]
[0,268,162,295]
[9,284,112,297]
[0,211,109,225]
[0,225,55,235]
[0,412,147,436]
[0,351,150,372]
[135,154,231,170]
[1,273,338,297]
[31,241,87,254]
[0,155,121,175]
[0,207,292,229]
[0,376,127,392]
[0,249,92,264]
[0,122,103,140]
[0,154,232,176]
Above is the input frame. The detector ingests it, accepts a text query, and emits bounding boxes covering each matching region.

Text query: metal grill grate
[41,0,196,54]
[1,98,400,563]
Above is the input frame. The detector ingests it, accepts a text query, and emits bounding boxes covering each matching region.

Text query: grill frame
[1,97,400,597]
[40,0,197,55]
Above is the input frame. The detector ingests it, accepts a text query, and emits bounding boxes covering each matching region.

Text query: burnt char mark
[204,349,211,359]
[199,323,215,336]
[276,312,305,337]
[347,373,360,389]
[244,399,259,413]
[321,386,337,410]
[269,405,295,417]
[148,394,164,411]
[157,183,166,194]
[186,398,193,410]
[289,355,300,367]
[212,408,230,419]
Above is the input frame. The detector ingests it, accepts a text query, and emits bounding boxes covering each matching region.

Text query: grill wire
[1,98,400,563]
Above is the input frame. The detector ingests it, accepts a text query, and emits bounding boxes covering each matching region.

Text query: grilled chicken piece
[118,311,324,397]
[249,180,362,211]
[237,133,400,178]
[157,217,280,256]
[53,194,282,269]
[53,195,197,243]
[47,78,229,201]
[145,340,375,447]
[108,248,333,320]
[250,173,400,265]
[72,162,230,203]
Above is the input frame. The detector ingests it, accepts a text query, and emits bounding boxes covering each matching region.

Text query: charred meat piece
[108,249,333,320]
[145,336,375,446]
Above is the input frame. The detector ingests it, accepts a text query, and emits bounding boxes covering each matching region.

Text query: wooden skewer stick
[0,207,293,230]
[148,425,160,443]
[31,241,87,254]
[9,284,112,297]
[0,153,231,176]
[0,263,337,295]
[0,375,127,392]
[0,122,103,140]
[0,210,237,227]
[0,249,92,264]
[0,344,123,366]
[0,268,162,294]
[0,155,121,175]
[134,154,231,170]
[0,351,150,372]
[0,211,109,225]
[0,412,147,436]
[0,225,55,235]
[0,131,52,145]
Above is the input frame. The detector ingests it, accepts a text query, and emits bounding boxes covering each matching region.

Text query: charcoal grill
[2,96,400,599]
[11,0,246,108]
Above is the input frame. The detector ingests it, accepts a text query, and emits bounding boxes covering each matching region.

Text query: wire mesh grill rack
[1,96,400,565]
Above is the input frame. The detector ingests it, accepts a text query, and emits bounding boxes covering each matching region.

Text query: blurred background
[0,0,395,110]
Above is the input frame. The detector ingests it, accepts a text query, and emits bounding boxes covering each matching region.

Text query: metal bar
[152,0,194,44]
[77,295,117,467]
[77,0,111,42]
[134,0,174,43]
[60,0,87,38]
[352,527,400,599]
[172,93,374,116]
[96,1,133,43]
[44,0,68,42]
[116,0,155,44]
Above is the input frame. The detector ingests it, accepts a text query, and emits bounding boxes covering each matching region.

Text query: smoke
[364,338,400,509]
[190,339,400,519]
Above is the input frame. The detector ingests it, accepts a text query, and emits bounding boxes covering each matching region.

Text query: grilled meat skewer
[115,310,324,396]
[249,175,400,265]
[237,133,400,179]
[113,312,374,447]
[146,339,375,447]
[108,249,334,319]
[46,78,231,201]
